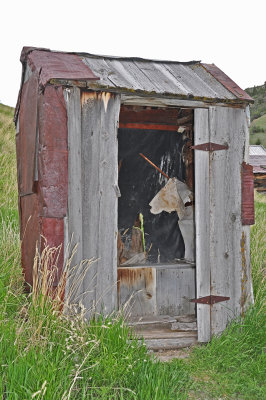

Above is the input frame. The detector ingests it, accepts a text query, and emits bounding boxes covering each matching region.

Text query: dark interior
[117,106,194,266]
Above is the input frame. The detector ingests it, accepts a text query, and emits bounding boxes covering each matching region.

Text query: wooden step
[127,314,197,332]
[136,329,197,340]
[128,314,198,350]
[141,336,197,350]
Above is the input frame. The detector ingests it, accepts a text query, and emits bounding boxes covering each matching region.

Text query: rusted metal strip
[190,295,230,305]
[202,63,254,103]
[191,142,228,151]
[242,162,255,225]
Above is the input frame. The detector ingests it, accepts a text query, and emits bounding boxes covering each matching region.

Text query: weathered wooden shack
[15,46,255,348]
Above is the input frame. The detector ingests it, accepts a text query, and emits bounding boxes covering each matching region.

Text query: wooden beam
[119,106,180,124]
[119,122,180,131]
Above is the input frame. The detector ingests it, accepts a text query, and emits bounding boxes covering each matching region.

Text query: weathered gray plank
[133,61,184,95]
[64,87,84,305]
[208,107,253,335]
[118,265,195,317]
[82,57,114,87]
[171,321,197,331]
[141,337,197,350]
[81,92,120,316]
[156,266,195,316]
[121,95,211,108]
[104,59,143,91]
[81,92,103,314]
[97,93,120,314]
[194,108,211,342]
[138,330,197,339]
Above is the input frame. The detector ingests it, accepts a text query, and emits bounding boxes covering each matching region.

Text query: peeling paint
[81,91,112,112]
[102,92,111,112]
[81,91,97,107]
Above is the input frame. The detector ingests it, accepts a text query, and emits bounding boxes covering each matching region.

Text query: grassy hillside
[250,114,266,146]
[246,83,266,146]
[0,103,265,399]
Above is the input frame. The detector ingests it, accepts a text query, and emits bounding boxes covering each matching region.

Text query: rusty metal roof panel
[202,63,253,102]
[27,49,99,87]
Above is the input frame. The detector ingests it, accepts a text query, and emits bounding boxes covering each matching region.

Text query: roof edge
[202,63,254,103]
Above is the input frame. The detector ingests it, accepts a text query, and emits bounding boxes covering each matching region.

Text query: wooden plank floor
[128,314,198,350]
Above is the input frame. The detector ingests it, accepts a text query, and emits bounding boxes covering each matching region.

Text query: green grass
[250,114,266,146]
[0,103,265,399]
[245,83,266,121]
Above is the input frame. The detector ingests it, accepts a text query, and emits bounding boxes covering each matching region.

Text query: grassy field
[0,103,265,399]
[245,83,266,146]
[250,114,266,146]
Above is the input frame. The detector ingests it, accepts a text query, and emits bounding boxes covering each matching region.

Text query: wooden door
[194,106,253,342]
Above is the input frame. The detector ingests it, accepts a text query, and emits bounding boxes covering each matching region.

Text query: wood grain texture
[64,87,83,304]
[141,336,197,350]
[81,92,120,316]
[208,107,248,335]
[121,95,210,109]
[118,265,195,317]
[194,108,211,342]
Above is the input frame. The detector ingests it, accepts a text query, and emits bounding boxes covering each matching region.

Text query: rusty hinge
[191,142,228,151]
[190,295,230,305]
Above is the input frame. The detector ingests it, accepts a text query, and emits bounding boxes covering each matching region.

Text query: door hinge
[191,142,228,151]
[190,295,230,305]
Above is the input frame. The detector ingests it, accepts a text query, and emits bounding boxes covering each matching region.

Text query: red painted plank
[119,122,180,131]
[242,162,255,225]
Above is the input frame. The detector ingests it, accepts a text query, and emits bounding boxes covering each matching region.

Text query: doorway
[117,105,196,323]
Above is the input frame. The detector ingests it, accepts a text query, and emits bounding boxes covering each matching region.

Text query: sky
[1,0,265,107]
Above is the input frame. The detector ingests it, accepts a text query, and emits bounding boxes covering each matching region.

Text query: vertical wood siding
[194,108,211,342]
[65,90,120,316]
[195,106,253,341]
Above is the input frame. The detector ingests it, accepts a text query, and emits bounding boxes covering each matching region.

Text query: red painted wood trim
[119,122,179,131]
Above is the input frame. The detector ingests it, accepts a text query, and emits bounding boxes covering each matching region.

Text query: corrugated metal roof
[17,48,254,114]
[249,145,266,156]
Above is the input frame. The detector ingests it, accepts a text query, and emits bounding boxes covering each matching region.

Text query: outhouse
[15,47,255,346]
